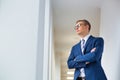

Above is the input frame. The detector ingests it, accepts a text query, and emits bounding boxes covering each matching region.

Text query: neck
[80,33,89,38]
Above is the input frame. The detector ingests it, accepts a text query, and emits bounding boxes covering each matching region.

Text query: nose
[76,27,79,30]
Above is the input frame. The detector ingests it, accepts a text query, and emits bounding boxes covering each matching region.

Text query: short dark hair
[76,19,91,31]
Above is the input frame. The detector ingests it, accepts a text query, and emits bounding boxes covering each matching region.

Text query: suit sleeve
[67,46,86,69]
[75,38,104,63]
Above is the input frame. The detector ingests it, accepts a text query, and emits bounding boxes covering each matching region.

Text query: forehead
[76,21,84,25]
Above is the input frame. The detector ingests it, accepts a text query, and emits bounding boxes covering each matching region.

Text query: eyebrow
[75,23,85,26]
[75,23,80,26]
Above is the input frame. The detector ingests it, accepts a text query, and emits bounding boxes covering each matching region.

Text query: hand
[91,47,96,53]
[86,62,90,64]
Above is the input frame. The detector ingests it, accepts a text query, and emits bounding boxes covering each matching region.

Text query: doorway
[52,0,101,80]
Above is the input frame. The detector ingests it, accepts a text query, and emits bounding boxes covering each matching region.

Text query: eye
[74,24,80,30]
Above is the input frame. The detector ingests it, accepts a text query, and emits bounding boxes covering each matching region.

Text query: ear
[86,25,89,28]
[86,25,89,31]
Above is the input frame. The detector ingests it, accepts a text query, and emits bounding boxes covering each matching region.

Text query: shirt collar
[80,34,90,43]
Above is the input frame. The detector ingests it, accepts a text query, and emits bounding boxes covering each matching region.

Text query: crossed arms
[67,38,104,69]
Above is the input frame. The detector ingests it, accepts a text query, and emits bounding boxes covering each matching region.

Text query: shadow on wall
[118,44,120,79]
[0,0,1,8]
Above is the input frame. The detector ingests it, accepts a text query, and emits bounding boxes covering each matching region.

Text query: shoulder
[93,36,104,44]
[90,35,104,41]
[72,42,80,49]
[95,37,104,42]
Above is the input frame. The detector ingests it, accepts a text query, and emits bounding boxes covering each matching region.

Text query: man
[67,19,107,80]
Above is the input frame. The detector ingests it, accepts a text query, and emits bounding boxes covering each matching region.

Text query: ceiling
[52,0,102,80]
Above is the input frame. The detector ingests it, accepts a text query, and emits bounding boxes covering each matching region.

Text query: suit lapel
[76,35,94,55]
[83,36,94,54]
[76,42,82,55]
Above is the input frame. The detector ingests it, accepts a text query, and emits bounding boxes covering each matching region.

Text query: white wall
[100,0,120,80]
[51,30,56,80]
[50,8,56,80]
[0,0,39,80]
[49,3,55,80]
[36,0,53,80]
[36,0,45,79]
[55,54,61,80]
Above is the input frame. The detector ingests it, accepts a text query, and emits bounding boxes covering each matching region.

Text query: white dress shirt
[80,34,90,77]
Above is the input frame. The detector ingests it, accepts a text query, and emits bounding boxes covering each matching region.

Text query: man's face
[75,22,88,35]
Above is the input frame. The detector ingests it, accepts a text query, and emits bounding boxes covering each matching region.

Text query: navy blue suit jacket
[67,36,107,80]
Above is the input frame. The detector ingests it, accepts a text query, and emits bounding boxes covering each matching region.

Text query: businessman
[67,19,107,80]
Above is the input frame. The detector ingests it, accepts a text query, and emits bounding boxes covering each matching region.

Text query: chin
[77,33,81,35]
[77,31,80,34]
